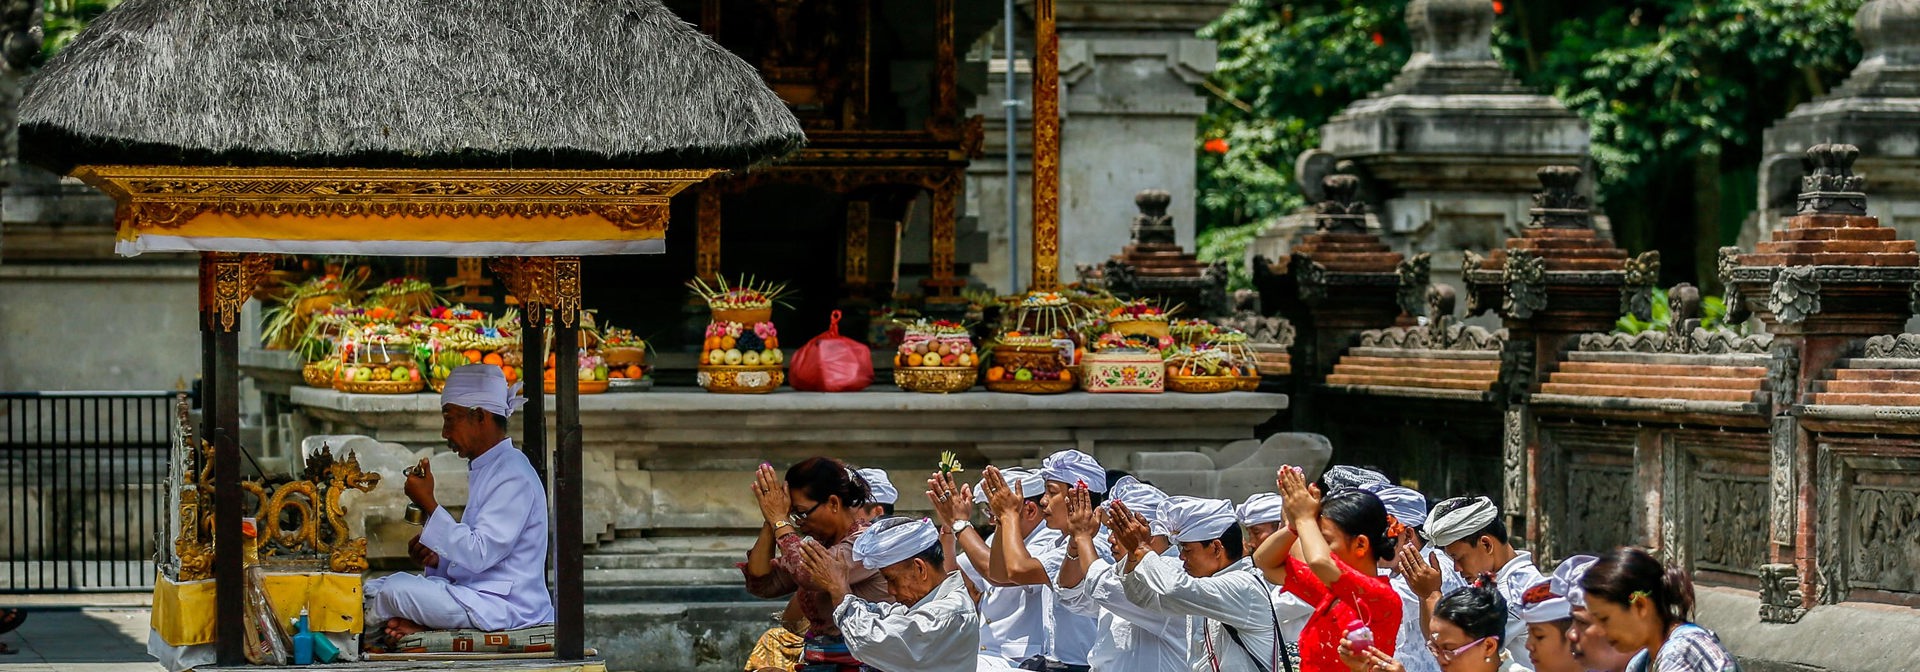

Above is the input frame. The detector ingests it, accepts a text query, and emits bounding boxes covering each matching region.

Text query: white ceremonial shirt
[1035,532,1104,667]
[1058,551,1190,672]
[1266,585,1315,657]
[418,438,555,631]
[960,524,1061,663]
[1493,552,1545,671]
[834,571,982,672]
[1120,553,1280,672]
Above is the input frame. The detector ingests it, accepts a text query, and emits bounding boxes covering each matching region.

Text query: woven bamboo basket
[1235,375,1262,392]
[1166,374,1239,394]
[985,377,1075,394]
[894,366,978,393]
[697,365,784,394]
[542,379,610,395]
[604,346,647,368]
[334,378,425,395]
[301,363,334,388]
[710,307,773,326]
[1108,320,1170,339]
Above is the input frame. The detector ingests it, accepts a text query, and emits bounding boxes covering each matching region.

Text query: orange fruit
[464,350,484,364]
[626,365,644,379]
[767,337,779,348]
[907,353,924,367]
[703,336,720,351]
[543,369,557,382]
[1060,369,1073,382]
[502,366,518,383]
[721,336,737,350]
[483,353,504,366]
[987,366,1006,382]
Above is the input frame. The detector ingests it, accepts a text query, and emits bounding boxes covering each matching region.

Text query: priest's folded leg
[364,573,476,645]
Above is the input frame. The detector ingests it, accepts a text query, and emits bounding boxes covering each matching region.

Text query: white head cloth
[1039,449,1107,492]
[1359,484,1429,528]
[1109,476,1171,537]
[1160,496,1238,544]
[852,517,941,570]
[976,468,1045,504]
[1552,554,1600,608]
[1518,577,1572,624]
[1235,492,1287,526]
[1422,496,1500,547]
[1323,465,1391,492]
[856,468,898,505]
[441,364,527,418]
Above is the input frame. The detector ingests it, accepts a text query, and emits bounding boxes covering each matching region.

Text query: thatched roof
[18,0,804,174]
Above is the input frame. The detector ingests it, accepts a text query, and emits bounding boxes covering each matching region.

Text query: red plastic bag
[790,311,873,392]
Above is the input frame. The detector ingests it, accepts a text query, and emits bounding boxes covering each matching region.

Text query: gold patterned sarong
[745,626,804,671]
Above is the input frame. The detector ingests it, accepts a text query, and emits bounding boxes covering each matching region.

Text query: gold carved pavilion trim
[198,252,274,333]
[74,166,721,247]
[1032,0,1061,290]
[490,256,585,325]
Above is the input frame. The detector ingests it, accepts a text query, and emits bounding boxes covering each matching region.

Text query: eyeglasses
[1427,636,1491,664]
[789,500,826,524]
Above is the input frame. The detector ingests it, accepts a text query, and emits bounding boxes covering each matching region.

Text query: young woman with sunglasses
[742,457,887,672]
[1578,548,1738,672]
[1336,583,1524,672]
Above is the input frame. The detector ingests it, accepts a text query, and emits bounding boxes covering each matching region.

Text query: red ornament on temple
[1492,1,1504,15]
[1371,32,1385,47]
[1203,138,1229,154]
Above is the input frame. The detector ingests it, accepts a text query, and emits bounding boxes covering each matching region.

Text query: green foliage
[38,0,123,63]
[1197,0,1408,231]
[1614,287,1732,334]
[1511,1,1863,189]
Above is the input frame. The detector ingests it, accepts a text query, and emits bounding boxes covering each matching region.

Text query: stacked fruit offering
[333,323,423,394]
[689,276,788,394]
[543,350,611,394]
[985,334,1074,392]
[703,320,784,368]
[601,326,650,389]
[418,308,521,392]
[893,321,979,393]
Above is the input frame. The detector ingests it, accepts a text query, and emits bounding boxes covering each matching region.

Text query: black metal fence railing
[0,391,177,593]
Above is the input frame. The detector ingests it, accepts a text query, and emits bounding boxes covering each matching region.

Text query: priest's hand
[1399,542,1444,599]
[1106,501,1153,555]
[404,459,438,515]
[1337,638,1403,672]
[980,467,1025,522]
[796,538,853,606]
[1277,466,1320,527]
[407,534,440,570]
[1064,487,1099,541]
[925,472,974,528]
[752,463,793,530]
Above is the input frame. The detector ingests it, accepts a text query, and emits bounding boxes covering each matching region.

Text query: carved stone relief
[1691,471,1771,576]
[1766,266,1823,325]
[1847,485,1920,594]
[1503,407,1528,523]
[1502,249,1548,320]
[1758,563,1808,623]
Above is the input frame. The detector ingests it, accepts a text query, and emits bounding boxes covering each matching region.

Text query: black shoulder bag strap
[1222,580,1292,672]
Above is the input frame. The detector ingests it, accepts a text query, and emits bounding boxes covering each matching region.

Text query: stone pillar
[1469,167,1657,547]
[1725,144,1920,612]
[1756,0,1920,244]
[974,0,1225,292]
[1305,0,1589,308]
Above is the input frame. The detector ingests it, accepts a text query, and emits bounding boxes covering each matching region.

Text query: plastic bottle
[292,607,313,665]
[240,518,293,665]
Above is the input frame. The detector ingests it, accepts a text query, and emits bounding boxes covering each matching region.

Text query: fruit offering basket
[1165,334,1257,394]
[985,335,1074,394]
[543,351,611,395]
[1206,329,1262,391]
[333,325,423,394]
[1169,318,1217,346]
[421,310,521,393]
[893,321,978,393]
[259,272,364,351]
[1104,300,1172,339]
[1004,291,1090,340]
[600,326,651,391]
[364,277,444,321]
[691,276,788,394]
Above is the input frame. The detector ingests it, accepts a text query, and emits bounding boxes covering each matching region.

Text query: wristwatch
[950,519,974,534]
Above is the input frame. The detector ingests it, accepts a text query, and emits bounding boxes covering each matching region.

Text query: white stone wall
[0,263,202,391]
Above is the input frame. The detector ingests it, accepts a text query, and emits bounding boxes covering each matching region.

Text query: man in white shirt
[1234,492,1315,659]
[1115,496,1282,672]
[368,365,554,645]
[975,450,1107,671]
[795,516,983,672]
[1057,476,1189,671]
[1421,496,1543,670]
[929,467,1056,666]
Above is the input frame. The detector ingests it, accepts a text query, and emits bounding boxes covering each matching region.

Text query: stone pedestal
[968,0,1226,293]
[1300,0,1588,306]
[1756,0,1920,244]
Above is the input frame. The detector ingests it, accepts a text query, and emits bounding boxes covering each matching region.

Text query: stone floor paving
[0,606,162,672]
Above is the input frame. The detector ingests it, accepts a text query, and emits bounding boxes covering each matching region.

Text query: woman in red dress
[1253,466,1404,672]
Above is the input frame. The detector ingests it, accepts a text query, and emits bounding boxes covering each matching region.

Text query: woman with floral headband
[1578,547,1739,672]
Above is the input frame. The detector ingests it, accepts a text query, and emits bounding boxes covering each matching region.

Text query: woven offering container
[894,366,977,394]
[710,307,773,326]
[984,377,1075,394]
[301,363,334,388]
[334,378,424,395]
[1080,352,1164,394]
[542,379,610,395]
[1165,374,1239,394]
[1107,319,1170,340]
[697,365,784,394]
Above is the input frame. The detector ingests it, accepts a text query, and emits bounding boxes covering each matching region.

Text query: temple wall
[0,262,201,391]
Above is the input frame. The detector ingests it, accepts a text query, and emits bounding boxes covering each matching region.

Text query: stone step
[1325,373,1496,391]
[586,582,766,604]
[1331,364,1499,382]
[583,567,745,586]
[1837,358,1920,370]
[1832,367,1920,381]
[1558,361,1768,378]
[1547,372,1763,391]
[1779,213,1881,229]
[1337,355,1500,371]
[1772,226,1897,242]
[1738,252,1920,267]
[1754,239,1917,254]
[1537,383,1757,403]
[1806,393,1920,406]
[1817,379,1920,394]
[586,600,782,672]
[586,551,743,570]
[1565,350,1770,367]
[591,536,759,555]
[1347,347,1501,361]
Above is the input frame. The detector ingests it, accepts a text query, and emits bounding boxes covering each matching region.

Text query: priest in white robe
[365,364,555,645]
[1116,496,1282,672]
[796,516,985,672]
[1057,476,1190,671]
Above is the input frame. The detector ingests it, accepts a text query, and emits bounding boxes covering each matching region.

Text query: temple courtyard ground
[0,594,160,671]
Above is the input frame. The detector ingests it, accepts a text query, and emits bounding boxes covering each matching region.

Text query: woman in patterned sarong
[742,457,889,672]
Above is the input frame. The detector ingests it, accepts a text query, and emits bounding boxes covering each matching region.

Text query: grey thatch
[18,0,804,173]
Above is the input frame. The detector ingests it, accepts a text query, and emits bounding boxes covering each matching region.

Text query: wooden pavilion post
[519,306,547,481]
[1030,0,1061,291]
[550,257,586,660]
[198,252,268,665]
